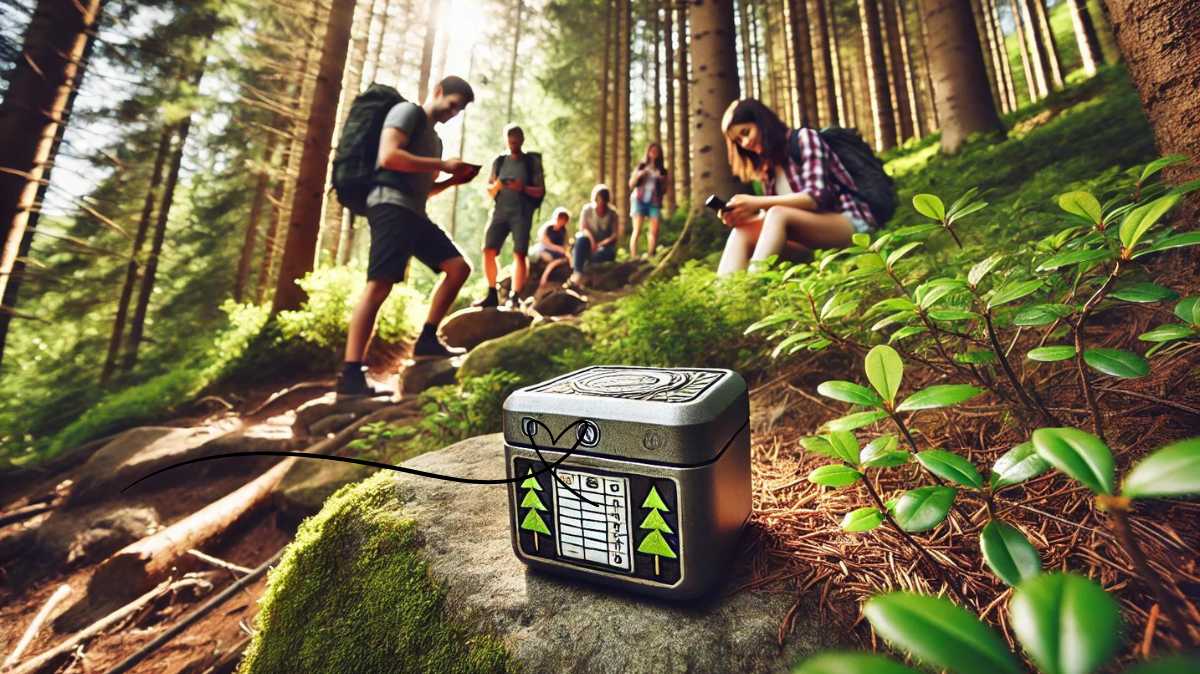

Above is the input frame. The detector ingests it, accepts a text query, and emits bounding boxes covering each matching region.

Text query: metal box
[503,366,751,599]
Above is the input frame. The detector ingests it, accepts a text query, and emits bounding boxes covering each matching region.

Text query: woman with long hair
[628,142,668,258]
[716,99,875,275]
[569,184,621,287]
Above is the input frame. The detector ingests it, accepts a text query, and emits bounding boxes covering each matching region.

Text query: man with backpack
[335,75,481,398]
[474,124,545,308]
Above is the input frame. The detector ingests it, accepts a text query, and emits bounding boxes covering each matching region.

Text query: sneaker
[473,288,499,309]
[412,331,466,359]
[335,370,388,399]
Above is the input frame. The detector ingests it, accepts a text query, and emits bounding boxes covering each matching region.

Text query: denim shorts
[633,199,661,219]
[846,213,873,234]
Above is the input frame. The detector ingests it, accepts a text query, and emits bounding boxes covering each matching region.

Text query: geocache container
[503,366,751,599]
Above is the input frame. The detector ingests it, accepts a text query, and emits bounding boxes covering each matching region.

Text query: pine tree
[636,485,677,576]
[518,469,550,551]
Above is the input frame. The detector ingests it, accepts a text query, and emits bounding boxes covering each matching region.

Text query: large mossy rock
[458,321,583,384]
[241,435,834,674]
[440,307,534,350]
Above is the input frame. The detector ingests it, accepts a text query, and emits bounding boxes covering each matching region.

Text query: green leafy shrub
[276,265,422,351]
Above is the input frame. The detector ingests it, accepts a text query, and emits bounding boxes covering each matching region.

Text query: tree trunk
[1104,0,1200,219]
[969,0,1005,114]
[599,0,612,186]
[272,0,357,313]
[688,0,743,206]
[0,0,103,339]
[506,0,523,121]
[986,0,1019,112]
[892,0,924,135]
[663,0,677,214]
[1005,0,1036,103]
[1067,0,1103,76]
[762,3,779,113]
[790,0,818,126]
[1031,0,1063,88]
[858,0,897,149]
[1087,0,1120,65]
[914,1,940,129]
[919,0,1004,154]
[677,1,692,208]
[738,0,755,98]
[103,125,173,379]
[617,0,632,224]
[813,0,839,125]
[609,0,621,196]
[1016,0,1051,98]
[417,0,438,101]
[367,0,392,83]
[881,0,914,140]
[829,0,850,125]
[852,35,874,147]
[748,1,764,100]
[235,139,275,302]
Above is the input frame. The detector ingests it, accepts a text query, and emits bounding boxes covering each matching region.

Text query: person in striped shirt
[716,98,875,276]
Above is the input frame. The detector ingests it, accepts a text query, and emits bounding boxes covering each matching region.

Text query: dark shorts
[366,203,462,282]
[484,210,533,255]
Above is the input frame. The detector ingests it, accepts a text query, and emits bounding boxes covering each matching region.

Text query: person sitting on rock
[569,184,620,288]
[530,207,572,291]
[716,98,875,276]
[628,141,668,259]
[338,76,480,399]
[475,124,545,308]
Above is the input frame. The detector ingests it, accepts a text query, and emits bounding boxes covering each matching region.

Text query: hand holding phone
[704,194,728,213]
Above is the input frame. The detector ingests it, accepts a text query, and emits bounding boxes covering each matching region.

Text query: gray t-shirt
[367,102,443,215]
[492,154,541,221]
[579,202,616,242]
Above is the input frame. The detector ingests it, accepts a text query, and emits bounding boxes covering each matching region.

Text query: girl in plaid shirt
[716,99,875,276]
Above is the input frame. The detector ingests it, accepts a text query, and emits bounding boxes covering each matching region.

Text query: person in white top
[569,184,621,287]
[530,207,572,290]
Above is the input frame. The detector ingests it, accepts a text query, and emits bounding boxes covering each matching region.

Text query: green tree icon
[519,469,550,551]
[637,485,677,575]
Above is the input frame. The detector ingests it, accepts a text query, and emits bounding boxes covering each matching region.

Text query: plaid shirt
[764,128,875,229]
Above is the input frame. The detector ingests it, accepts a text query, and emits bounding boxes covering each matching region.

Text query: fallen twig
[2,584,72,670]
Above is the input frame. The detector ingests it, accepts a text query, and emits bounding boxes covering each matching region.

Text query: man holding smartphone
[338,75,481,398]
[475,124,545,308]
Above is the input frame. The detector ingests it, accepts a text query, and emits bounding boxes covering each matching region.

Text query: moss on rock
[457,321,583,384]
[239,472,515,674]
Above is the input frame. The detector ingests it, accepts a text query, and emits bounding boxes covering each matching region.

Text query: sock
[341,361,364,378]
[419,323,438,340]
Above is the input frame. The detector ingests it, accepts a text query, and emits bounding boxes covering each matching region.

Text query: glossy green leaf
[772,333,814,359]
[893,486,957,532]
[744,313,797,335]
[1083,348,1150,378]
[826,409,889,432]
[896,384,984,412]
[851,232,871,248]
[872,311,915,332]
[1119,193,1180,250]
[865,345,904,404]
[928,308,979,322]
[840,507,885,533]
[917,279,963,310]
[1122,437,1200,498]
[1175,297,1199,325]
[801,436,841,459]
[1058,191,1103,225]
[886,242,924,268]
[1027,345,1077,362]
[1014,303,1075,327]
[1009,572,1120,674]
[861,435,909,468]
[1138,154,1187,184]
[990,441,1051,489]
[807,464,862,488]
[1132,231,1200,258]
[1138,324,1196,343]
[891,223,941,238]
[1109,282,1178,304]
[988,279,1043,309]
[916,450,983,488]
[889,325,927,343]
[1032,427,1115,495]
[968,254,1004,287]
[1036,248,1112,272]
[828,431,862,466]
[980,520,1041,586]
[947,199,987,224]
[868,296,918,316]
[864,592,1020,674]
[913,193,946,221]
[817,380,883,407]
[955,350,998,365]
[791,653,920,674]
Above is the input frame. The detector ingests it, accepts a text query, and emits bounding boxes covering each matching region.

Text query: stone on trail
[532,288,588,317]
[458,321,583,384]
[242,434,832,673]
[273,458,374,522]
[0,505,160,586]
[439,306,534,351]
[67,427,223,507]
[580,258,652,291]
[398,357,459,396]
[292,393,396,437]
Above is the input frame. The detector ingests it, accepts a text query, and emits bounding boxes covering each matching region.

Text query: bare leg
[540,256,568,286]
[751,206,853,263]
[482,248,499,288]
[630,214,644,257]
[717,218,763,276]
[512,252,528,296]
[647,216,660,255]
[426,256,471,327]
[344,279,394,362]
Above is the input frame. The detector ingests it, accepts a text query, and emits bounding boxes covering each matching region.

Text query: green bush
[276,265,423,351]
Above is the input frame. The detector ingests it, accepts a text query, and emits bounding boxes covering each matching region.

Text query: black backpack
[491,151,545,214]
[332,84,423,216]
[792,127,898,227]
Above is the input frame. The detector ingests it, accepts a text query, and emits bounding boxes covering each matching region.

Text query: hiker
[628,142,668,258]
[338,75,480,398]
[569,184,621,287]
[716,98,876,276]
[475,124,545,308]
[530,206,572,290]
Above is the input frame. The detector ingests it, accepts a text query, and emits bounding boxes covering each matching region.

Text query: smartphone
[704,194,728,213]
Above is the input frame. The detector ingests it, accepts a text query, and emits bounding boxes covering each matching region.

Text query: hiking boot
[412,331,466,360]
[336,368,388,400]
[473,288,500,309]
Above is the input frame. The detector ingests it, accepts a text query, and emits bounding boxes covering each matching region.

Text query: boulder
[293,393,396,437]
[398,357,459,396]
[532,288,588,317]
[498,257,572,301]
[67,427,223,507]
[240,435,833,674]
[581,258,652,291]
[458,321,583,384]
[273,459,375,522]
[1,504,161,586]
[439,307,534,350]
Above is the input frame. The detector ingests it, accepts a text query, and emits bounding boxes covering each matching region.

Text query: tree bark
[892,0,924,135]
[417,0,438,101]
[617,0,632,223]
[688,0,743,206]
[919,0,1004,154]
[969,0,1005,114]
[762,2,779,113]
[677,1,692,208]
[1068,0,1103,76]
[858,0,897,149]
[738,0,755,98]
[829,0,850,125]
[1031,0,1064,88]
[748,1,764,100]
[1087,0,1120,65]
[913,0,940,129]
[0,0,103,339]
[813,0,840,126]
[272,0,357,313]
[235,139,275,302]
[609,0,621,195]
[367,0,392,83]
[790,0,818,126]
[1104,0,1200,220]
[506,0,523,121]
[881,0,914,140]
[985,0,1019,112]
[663,0,677,215]
[599,0,612,186]
[1016,0,1051,98]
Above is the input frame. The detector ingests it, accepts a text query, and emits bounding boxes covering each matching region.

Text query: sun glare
[441,0,488,76]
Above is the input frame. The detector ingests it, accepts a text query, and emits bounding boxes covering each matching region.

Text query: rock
[66,507,160,565]
[439,306,534,350]
[399,357,459,396]
[241,435,833,673]
[581,258,652,291]
[2,504,161,586]
[67,427,223,507]
[274,459,374,521]
[309,413,358,437]
[458,321,583,383]
[532,288,587,317]
[497,257,571,301]
[293,393,396,437]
